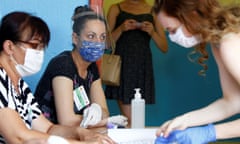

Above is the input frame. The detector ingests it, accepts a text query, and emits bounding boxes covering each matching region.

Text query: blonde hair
[203,5,240,45]
[153,0,240,76]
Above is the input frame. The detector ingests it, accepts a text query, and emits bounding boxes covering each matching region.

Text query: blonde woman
[153,0,240,143]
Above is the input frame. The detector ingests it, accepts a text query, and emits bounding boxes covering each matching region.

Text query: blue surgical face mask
[79,40,105,62]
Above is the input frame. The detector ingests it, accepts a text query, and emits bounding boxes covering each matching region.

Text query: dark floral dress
[105,4,155,104]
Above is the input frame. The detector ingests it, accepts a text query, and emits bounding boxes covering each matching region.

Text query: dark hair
[0,11,50,51]
[72,5,106,36]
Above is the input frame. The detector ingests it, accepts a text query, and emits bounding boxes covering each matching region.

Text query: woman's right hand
[24,133,115,144]
[86,133,115,144]
[23,139,48,144]
[120,19,137,32]
[77,128,115,144]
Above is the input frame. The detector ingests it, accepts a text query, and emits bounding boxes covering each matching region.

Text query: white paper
[108,128,157,143]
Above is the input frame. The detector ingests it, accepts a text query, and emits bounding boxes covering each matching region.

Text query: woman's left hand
[86,115,128,128]
[80,103,102,128]
[140,21,155,36]
[156,115,188,138]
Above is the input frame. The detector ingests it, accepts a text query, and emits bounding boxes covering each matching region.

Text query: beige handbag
[101,18,121,86]
[101,52,121,86]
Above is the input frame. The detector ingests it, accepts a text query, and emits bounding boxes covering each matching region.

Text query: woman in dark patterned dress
[105,0,168,127]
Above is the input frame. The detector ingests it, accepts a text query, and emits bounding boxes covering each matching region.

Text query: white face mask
[14,47,44,77]
[169,26,201,48]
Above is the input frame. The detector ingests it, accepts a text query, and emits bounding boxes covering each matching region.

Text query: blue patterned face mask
[79,40,105,62]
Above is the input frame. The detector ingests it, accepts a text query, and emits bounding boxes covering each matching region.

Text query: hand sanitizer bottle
[131,88,145,128]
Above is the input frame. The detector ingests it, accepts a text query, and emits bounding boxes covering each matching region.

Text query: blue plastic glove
[167,124,216,144]
[155,136,173,144]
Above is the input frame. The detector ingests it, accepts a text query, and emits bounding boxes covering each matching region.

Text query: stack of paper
[108,128,157,143]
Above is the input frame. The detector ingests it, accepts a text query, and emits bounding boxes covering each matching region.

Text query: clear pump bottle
[131,88,145,128]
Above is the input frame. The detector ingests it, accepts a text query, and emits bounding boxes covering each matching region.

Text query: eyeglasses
[17,40,44,50]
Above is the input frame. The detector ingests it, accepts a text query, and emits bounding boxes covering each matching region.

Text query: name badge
[73,85,90,111]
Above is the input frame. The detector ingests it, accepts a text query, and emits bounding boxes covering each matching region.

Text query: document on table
[108,128,157,143]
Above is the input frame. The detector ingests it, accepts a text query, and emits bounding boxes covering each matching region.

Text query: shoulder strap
[117,4,122,12]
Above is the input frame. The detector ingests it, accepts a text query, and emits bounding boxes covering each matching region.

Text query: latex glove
[80,103,102,128]
[107,115,128,127]
[167,124,216,144]
[155,136,173,144]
